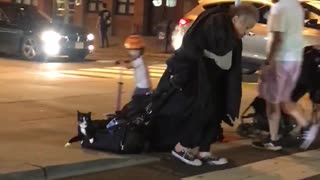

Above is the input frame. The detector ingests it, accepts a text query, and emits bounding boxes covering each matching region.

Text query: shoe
[252,139,282,151]
[201,155,228,165]
[300,124,319,150]
[171,149,202,166]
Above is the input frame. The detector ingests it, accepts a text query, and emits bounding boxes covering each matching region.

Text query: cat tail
[65,135,82,147]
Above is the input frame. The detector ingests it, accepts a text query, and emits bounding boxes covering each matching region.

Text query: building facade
[0,0,198,37]
[73,0,198,36]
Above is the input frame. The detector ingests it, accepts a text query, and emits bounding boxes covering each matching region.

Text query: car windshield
[33,9,52,22]
[24,6,52,23]
[304,2,320,23]
[3,5,51,24]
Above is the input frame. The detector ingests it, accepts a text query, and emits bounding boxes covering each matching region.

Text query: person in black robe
[149,4,259,166]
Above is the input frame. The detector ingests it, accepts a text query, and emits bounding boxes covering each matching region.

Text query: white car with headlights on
[171,0,320,74]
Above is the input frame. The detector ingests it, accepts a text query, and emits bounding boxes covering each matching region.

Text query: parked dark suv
[0,2,95,61]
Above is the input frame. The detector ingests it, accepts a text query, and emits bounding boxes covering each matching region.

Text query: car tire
[68,51,88,62]
[21,36,44,61]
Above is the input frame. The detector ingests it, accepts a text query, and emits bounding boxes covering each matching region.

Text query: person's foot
[252,139,282,151]
[199,152,228,165]
[300,124,319,150]
[172,149,202,166]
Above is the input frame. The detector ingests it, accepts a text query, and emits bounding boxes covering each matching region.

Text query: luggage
[81,94,152,154]
[81,117,147,154]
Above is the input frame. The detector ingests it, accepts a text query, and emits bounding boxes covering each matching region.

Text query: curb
[0,155,159,180]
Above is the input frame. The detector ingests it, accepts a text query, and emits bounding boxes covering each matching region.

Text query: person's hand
[260,59,275,81]
[115,60,132,69]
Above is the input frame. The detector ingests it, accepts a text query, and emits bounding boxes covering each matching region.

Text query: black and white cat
[65,111,107,147]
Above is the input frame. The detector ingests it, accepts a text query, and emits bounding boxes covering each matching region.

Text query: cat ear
[88,112,92,116]
[77,111,80,114]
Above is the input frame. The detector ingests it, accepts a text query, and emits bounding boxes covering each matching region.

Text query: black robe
[149,8,243,151]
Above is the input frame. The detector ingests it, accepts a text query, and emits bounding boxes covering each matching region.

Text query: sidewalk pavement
[0,101,159,180]
[86,36,173,61]
[0,70,162,180]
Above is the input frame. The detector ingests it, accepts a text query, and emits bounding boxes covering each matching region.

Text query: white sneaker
[300,124,320,150]
[172,149,202,166]
[200,155,228,165]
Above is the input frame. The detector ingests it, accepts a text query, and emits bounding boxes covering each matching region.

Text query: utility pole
[78,0,86,27]
[64,0,70,24]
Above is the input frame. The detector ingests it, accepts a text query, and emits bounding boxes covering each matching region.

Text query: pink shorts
[258,61,302,104]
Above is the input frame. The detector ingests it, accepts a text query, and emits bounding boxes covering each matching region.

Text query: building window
[166,0,177,7]
[56,0,76,21]
[13,0,38,6]
[87,0,104,13]
[116,0,134,15]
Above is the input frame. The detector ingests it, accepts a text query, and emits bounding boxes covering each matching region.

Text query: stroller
[237,46,320,138]
[236,97,297,138]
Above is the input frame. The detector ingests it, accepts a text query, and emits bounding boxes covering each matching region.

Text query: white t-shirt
[132,57,151,89]
[266,0,304,61]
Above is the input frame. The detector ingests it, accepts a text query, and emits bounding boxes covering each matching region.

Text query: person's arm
[266,5,285,65]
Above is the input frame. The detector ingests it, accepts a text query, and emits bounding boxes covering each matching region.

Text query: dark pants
[179,58,227,152]
[99,28,109,48]
[133,88,151,96]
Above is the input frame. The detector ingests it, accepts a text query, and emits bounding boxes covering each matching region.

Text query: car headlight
[41,31,61,55]
[41,30,61,42]
[87,33,94,41]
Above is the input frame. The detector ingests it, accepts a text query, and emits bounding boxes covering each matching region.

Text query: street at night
[0,54,319,180]
[1,0,320,179]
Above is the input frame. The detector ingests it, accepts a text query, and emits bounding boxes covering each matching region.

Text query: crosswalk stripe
[57,64,258,84]
[60,70,134,79]
[59,64,166,79]
[83,67,166,74]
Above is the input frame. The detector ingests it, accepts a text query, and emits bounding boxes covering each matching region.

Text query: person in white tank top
[253,0,317,151]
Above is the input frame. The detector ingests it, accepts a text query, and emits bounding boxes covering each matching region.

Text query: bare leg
[267,102,281,141]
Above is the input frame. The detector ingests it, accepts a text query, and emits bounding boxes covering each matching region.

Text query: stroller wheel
[236,123,254,137]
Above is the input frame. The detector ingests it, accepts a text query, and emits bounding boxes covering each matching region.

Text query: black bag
[81,94,151,154]
[120,94,152,122]
[81,121,147,154]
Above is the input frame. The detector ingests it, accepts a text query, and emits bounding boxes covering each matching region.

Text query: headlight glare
[87,33,94,41]
[41,30,61,42]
